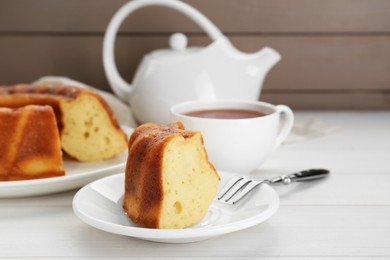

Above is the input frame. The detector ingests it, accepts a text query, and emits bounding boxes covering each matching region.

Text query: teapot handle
[103,0,225,102]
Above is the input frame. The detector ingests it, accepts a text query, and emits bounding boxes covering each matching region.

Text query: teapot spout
[254,47,281,73]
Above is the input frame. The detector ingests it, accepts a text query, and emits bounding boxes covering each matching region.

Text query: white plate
[72,171,279,243]
[0,126,133,198]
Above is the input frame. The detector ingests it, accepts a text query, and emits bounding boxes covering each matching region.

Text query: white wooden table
[1,111,390,259]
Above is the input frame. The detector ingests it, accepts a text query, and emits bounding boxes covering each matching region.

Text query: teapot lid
[148,33,202,61]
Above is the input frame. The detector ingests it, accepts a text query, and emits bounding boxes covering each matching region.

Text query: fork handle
[270,169,330,185]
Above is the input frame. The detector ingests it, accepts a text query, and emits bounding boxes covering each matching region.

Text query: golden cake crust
[0,105,65,181]
[0,84,120,131]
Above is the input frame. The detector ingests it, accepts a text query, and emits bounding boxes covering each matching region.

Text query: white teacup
[170,100,294,174]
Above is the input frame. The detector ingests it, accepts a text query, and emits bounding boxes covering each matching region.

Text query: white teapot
[103,0,281,124]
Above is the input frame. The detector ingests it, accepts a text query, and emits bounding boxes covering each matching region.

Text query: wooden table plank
[1,206,389,258]
[1,35,390,92]
[0,0,389,33]
[1,36,390,110]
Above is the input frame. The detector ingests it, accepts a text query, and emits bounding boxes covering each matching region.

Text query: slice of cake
[123,121,220,229]
[59,90,128,162]
[0,105,65,181]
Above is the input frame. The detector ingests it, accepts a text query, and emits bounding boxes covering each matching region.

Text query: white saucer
[72,171,279,243]
[0,126,133,198]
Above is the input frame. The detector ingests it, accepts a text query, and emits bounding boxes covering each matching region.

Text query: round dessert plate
[0,126,133,198]
[72,171,280,243]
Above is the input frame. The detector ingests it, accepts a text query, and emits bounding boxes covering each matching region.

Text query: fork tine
[218,177,252,202]
[223,179,252,202]
[229,180,263,204]
[218,177,243,200]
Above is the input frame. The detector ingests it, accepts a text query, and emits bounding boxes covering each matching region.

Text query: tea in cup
[170,100,294,174]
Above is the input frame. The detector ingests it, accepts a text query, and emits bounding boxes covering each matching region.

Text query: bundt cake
[0,105,65,181]
[123,121,220,229]
[0,84,128,162]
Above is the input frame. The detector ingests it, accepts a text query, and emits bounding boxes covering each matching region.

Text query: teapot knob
[169,33,188,51]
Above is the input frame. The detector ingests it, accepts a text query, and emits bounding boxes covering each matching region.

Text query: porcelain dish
[72,171,280,243]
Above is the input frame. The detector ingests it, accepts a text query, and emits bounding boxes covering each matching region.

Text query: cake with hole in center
[0,83,128,162]
[123,121,220,229]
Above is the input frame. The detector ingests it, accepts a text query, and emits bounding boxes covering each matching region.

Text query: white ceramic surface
[171,100,294,174]
[0,126,134,198]
[72,171,279,243]
[103,0,280,124]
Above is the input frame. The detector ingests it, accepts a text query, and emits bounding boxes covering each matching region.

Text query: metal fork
[218,169,330,204]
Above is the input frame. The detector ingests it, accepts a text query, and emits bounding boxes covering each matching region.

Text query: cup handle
[273,105,294,150]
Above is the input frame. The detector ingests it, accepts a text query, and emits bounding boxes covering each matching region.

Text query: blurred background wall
[0,0,389,109]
